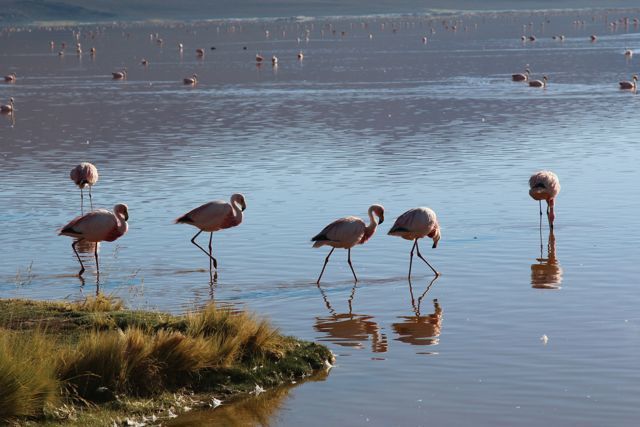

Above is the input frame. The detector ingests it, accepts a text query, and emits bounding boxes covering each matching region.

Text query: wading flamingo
[619,75,637,90]
[529,170,560,230]
[272,55,278,65]
[297,51,304,60]
[512,68,530,82]
[0,97,14,113]
[112,69,127,79]
[196,48,205,57]
[529,75,548,88]
[58,203,129,277]
[4,72,16,82]
[175,194,246,271]
[256,53,264,62]
[70,162,99,214]
[183,73,198,85]
[311,204,384,284]
[388,207,441,279]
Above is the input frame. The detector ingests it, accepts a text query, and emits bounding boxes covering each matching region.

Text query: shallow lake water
[1,9,640,426]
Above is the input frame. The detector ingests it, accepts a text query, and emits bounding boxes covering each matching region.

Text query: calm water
[1,9,640,426]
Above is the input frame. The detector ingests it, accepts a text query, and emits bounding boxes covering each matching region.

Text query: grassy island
[0,296,333,425]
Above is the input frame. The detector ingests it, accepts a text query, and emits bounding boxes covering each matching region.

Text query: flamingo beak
[241,202,246,212]
[124,211,129,221]
[379,215,384,225]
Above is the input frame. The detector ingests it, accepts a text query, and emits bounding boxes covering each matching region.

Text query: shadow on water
[314,282,387,353]
[531,231,563,290]
[165,369,329,427]
[392,276,443,347]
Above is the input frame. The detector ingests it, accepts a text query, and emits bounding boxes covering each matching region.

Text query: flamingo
[256,53,264,62]
[529,171,560,230]
[112,69,127,79]
[297,51,304,60]
[590,34,597,42]
[624,49,633,57]
[311,204,384,284]
[619,75,638,90]
[70,162,99,214]
[90,47,96,56]
[58,204,129,277]
[196,48,205,57]
[4,72,16,82]
[272,55,278,65]
[141,58,149,66]
[529,75,548,88]
[175,194,246,271]
[183,73,198,85]
[388,207,441,279]
[512,68,531,82]
[0,97,14,114]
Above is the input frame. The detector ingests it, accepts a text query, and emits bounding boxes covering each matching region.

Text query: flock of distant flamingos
[60,162,560,284]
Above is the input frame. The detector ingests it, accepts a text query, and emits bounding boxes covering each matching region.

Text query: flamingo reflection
[392,277,442,346]
[531,231,562,289]
[314,283,387,353]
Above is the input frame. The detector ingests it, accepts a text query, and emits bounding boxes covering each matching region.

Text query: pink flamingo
[311,204,384,284]
[4,72,16,82]
[297,51,304,60]
[529,171,560,230]
[0,97,14,114]
[70,162,99,214]
[175,194,246,271]
[112,69,127,79]
[619,75,637,90]
[183,74,198,85]
[388,207,441,279]
[196,48,205,57]
[529,75,548,88]
[58,204,129,276]
[512,68,531,82]
[256,53,264,62]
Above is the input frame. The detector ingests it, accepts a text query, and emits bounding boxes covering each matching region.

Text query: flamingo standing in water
[619,75,638,90]
[311,204,384,284]
[59,204,129,277]
[388,207,441,279]
[256,53,264,62]
[183,73,198,85]
[70,162,99,214]
[196,48,205,57]
[112,69,127,79]
[529,171,560,230]
[4,72,16,82]
[512,68,530,82]
[175,194,246,271]
[0,97,14,113]
[529,75,548,88]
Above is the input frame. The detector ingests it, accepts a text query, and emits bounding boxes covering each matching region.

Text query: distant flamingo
[256,53,264,62]
[619,75,638,90]
[529,171,560,230]
[58,204,129,277]
[311,204,384,284]
[624,49,633,57]
[175,194,246,271]
[512,68,531,82]
[183,73,198,85]
[0,97,14,114]
[112,69,127,79]
[196,48,205,57]
[90,47,96,56]
[141,58,149,66]
[590,34,597,42]
[388,207,441,279]
[4,72,16,82]
[271,55,278,65]
[297,51,304,60]
[70,162,99,214]
[529,75,548,88]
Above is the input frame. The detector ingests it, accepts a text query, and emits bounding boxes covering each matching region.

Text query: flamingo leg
[415,240,440,276]
[316,247,335,284]
[89,186,93,210]
[207,232,217,270]
[190,230,218,269]
[408,240,417,280]
[547,202,554,231]
[94,242,100,280]
[347,248,358,282]
[72,240,85,276]
[80,188,84,215]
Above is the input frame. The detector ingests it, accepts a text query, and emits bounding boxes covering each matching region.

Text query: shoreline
[0,296,334,425]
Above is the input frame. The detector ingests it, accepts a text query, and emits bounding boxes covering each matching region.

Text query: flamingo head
[525,68,531,74]
[369,204,385,224]
[430,227,441,249]
[231,193,246,211]
[543,75,548,81]
[114,204,129,221]
[634,75,638,81]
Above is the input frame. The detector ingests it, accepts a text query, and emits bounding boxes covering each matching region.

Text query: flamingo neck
[231,199,244,225]
[115,212,129,236]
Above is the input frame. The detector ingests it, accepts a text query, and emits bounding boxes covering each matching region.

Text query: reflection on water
[166,370,329,427]
[531,231,563,290]
[314,283,387,353]
[392,277,442,347]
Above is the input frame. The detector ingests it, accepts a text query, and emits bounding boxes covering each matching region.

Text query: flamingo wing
[312,216,365,248]
[59,209,116,241]
[389,208,437,236]
[176,201,232,232]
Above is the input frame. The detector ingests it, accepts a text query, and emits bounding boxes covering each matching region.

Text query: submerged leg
[316,247,335,284]
[72,240,85,276]
[415,240,440,276]
[190,230,218,269]
[347,248,358,282]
